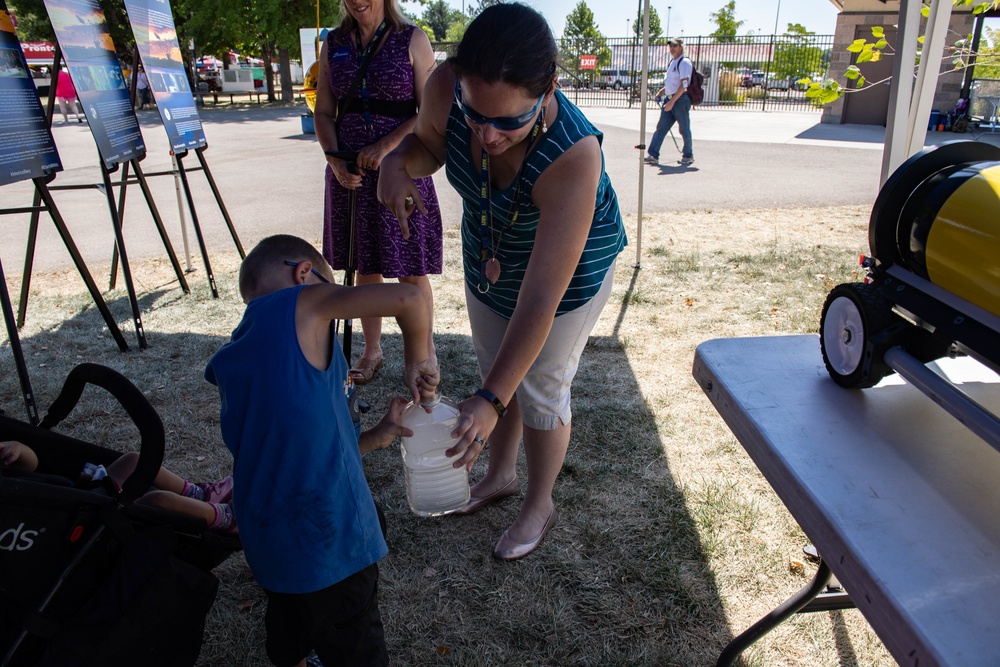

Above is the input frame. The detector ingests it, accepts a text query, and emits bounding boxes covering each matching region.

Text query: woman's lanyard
[477,113,545,294]
[354,20,387,130]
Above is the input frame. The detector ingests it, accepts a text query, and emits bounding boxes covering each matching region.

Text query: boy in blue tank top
[205,234,441,667]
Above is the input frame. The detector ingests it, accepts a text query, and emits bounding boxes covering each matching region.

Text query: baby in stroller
[1,440,237,533]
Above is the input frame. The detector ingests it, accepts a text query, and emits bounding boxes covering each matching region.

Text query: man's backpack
[683,56,704,106]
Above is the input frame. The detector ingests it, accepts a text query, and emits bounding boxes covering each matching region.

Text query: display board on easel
[117,0,246,299]
[0,11,61,186]
[122,0,205,152]
[43,0,144,168]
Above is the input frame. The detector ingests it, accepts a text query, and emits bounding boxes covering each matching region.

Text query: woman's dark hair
[447,3,557,98]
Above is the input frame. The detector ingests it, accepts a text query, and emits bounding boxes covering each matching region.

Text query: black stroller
[0,364,240,667]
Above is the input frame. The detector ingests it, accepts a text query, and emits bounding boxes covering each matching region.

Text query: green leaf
[918,35,925,44]
[844,65,861,80]
[858,49,874,64]
[856,76,866,88]
[847,38,866,53]
[872,26,885,38]
[819,88,843,104]
[921,6,930,17]
[875,38,888,49]
[796,77,812,86]
[871,50,883,62]
[804,85,821,99]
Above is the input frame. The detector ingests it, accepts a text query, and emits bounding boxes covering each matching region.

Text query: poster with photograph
[42,0,145,169]
[123,0,206,151]
[0,1,62,187]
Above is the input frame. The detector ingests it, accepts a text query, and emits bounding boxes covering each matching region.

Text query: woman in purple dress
[315,0,441,384]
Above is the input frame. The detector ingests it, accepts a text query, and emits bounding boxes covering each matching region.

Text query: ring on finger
[473,436,487,446]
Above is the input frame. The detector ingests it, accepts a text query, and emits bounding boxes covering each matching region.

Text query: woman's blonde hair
[334,0,410,40]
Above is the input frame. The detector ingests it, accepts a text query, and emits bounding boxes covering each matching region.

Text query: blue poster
[43,0,145,169]
[123,0,206,151]
[0,1,62,186]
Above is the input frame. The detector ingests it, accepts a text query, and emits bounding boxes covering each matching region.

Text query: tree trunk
[263,41,276,102]
[278,46,293,103]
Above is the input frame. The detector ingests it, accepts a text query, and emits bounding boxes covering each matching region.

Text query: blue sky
[400,0,842,38]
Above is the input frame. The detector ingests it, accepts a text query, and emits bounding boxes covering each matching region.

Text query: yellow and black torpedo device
[820,141,1000,450]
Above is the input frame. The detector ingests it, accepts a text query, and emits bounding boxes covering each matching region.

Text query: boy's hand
[404,358,440,405]
[359,397,413,455]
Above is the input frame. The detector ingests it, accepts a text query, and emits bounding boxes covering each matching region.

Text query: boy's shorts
[264,563,388,667]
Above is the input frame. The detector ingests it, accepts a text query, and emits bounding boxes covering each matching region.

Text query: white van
[597,69,633,90]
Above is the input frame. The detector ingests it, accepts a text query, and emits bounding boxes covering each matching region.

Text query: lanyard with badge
[354,21,387,130]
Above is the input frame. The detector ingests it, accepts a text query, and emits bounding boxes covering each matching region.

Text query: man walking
[645,38,694,167]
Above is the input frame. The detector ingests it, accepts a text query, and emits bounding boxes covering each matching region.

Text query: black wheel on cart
[820,283,899,388]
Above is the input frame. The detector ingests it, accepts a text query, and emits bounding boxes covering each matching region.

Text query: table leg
[716,560,837,667]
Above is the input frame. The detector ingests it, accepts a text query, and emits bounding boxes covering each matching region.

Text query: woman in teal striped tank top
[378,3,627,560]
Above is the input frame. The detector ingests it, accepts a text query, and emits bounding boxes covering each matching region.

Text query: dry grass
[0,205,896,666]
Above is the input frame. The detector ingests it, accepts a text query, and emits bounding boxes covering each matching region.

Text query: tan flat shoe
[454,476,519,515]
[493,507,557,561]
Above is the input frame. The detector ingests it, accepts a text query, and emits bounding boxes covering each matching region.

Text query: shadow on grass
[1,286,734,666]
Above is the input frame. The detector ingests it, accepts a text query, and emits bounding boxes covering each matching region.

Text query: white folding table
[692,335,1000,667]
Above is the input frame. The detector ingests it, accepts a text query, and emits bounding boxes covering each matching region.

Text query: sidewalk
[585,106,1000,151]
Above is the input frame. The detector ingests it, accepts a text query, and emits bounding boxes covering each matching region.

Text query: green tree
[468,0,502,19]
[423,0,451,41]
[8,0,54,42]
[562,0,611,84]
[772,23,824,81]
[709,1,744,43]
[973,26,1000,79]
[632,5,662,42]
[445,10,470,43]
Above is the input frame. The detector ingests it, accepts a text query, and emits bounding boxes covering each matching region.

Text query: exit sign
[580,55,596,70]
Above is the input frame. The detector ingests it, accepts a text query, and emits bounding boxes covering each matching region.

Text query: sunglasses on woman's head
[454,81,544,131]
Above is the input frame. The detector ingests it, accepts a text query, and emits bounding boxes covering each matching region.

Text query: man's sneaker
[679,157,695,166]
[644,155,658,166]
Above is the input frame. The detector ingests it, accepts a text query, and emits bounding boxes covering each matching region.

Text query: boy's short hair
[239,235,334,301]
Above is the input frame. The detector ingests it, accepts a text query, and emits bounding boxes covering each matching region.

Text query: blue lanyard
[355,21,387,130]
[477,113,544,293]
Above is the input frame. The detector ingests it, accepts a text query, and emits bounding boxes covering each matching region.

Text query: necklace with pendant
[477,111,545,293]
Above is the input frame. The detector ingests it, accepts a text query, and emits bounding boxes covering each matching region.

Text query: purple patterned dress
[323,25,442,278]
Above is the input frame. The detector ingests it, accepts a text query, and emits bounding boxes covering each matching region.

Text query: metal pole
[170,151,194,271]
[666,6,671,39]
[635,0,651,269]
[772,0,781,37]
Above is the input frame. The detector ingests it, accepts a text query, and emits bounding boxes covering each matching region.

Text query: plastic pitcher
[399,396,470,517]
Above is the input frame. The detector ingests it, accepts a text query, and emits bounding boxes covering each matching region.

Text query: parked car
[742,70,766,88]
[765,76,791,91]
[558,72,588,89]
[597,69,633,90]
